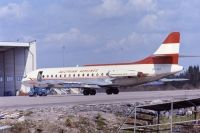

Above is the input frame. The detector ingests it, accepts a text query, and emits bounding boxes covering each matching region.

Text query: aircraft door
[37,71,43,82]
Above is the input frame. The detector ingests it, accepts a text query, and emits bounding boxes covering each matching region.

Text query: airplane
[22,32,184,96]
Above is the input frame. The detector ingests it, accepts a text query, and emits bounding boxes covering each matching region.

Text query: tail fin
[154,32,180,55]
[84,32,181,66]
[153,32,180,64]
[134,32,180,64]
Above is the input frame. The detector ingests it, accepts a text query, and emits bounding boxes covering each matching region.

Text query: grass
[24,110,34,116]
[4,112,122,133]
[95,113,107,130]
[10,120,36,133]
[64,117,74,128]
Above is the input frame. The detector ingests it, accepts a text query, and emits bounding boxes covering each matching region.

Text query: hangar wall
[0,41,36,96]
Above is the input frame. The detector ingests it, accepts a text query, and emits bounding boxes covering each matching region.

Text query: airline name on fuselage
[58,69,99,73]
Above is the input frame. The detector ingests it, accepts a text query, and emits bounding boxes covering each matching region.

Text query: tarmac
[0,89,200,108]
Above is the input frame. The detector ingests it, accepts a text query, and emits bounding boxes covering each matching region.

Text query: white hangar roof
[0,41,34,52]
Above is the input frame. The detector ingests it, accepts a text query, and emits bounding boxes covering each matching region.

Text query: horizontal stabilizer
[141,78,188,86]
[142,81,164,86]
[179,55,200,58]
[159,78,189,82]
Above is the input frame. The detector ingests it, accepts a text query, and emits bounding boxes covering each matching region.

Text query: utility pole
[62,45,66,67]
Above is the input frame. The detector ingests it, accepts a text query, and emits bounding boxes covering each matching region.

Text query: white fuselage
[21,32,184,95]
[22,64,183,88]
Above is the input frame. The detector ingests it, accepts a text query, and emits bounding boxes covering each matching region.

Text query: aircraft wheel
[38,93,43,96]
[43,93,48,96]
[83,89,90,95]
[90,89,96,95]
[41,92,47,96]
[28,88,37,97]
[106,89,112,95]
[113,88,119,94]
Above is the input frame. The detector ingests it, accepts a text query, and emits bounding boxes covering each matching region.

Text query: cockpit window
[23,75,27,78]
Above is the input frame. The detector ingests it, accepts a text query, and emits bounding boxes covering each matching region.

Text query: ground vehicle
[28,87,48,96]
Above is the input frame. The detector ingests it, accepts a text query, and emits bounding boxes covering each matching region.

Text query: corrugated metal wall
[0,53,4,96]
[0,47,28,96]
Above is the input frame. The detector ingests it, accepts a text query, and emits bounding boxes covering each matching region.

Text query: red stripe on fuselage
[84,54,179,66]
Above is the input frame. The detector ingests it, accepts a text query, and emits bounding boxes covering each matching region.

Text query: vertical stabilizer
[154,32,180,55]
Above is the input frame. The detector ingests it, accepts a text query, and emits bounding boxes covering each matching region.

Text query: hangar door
[0,42,36,96]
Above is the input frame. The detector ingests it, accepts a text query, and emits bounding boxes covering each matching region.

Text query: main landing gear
[82,88,119,96]
[83,88,96,96]
[106,87,119,95]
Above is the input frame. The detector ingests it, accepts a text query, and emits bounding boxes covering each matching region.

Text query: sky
[0,0,199,68]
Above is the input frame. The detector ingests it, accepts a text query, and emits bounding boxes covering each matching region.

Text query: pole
[195,106,197,124]
[170,101,173,133]
[157,111,160,133]
[134,107,137,133]
[62,45,66,67]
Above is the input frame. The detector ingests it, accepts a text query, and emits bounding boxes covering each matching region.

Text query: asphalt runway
[0,90,200,108]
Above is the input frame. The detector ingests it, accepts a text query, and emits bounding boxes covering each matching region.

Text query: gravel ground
[1,89,199,133]
[0,103,138,133]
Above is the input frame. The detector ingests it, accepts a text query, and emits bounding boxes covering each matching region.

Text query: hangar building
[0,41,36,96]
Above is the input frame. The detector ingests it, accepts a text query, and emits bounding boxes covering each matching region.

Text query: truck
[28,87,48,96]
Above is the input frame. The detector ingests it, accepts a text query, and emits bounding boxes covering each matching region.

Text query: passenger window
[69,74,71,77]
[73,74,75,77]
[64,74,66,77]
[101,73,104,76]
[96,73,99,76]
[42,75,45,78]
[87,74,89,77]
[78,74,80,77]
[60,74,62,78]
[82,74,84,77]
[47,75,49,78]
[55,75,57,78]
[51,75,53,78]
[91,73,94,76]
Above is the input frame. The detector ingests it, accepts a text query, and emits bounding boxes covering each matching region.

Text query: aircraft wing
[37,79,113,89]
[36,68,147,89]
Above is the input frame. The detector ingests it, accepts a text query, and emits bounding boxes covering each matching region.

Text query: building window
[16,76,22,81]
[6,76,13,81]
[0,77,3,82]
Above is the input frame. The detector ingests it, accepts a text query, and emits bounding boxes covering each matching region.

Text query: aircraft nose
[21,75,29,83]
[21,78,27,83]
